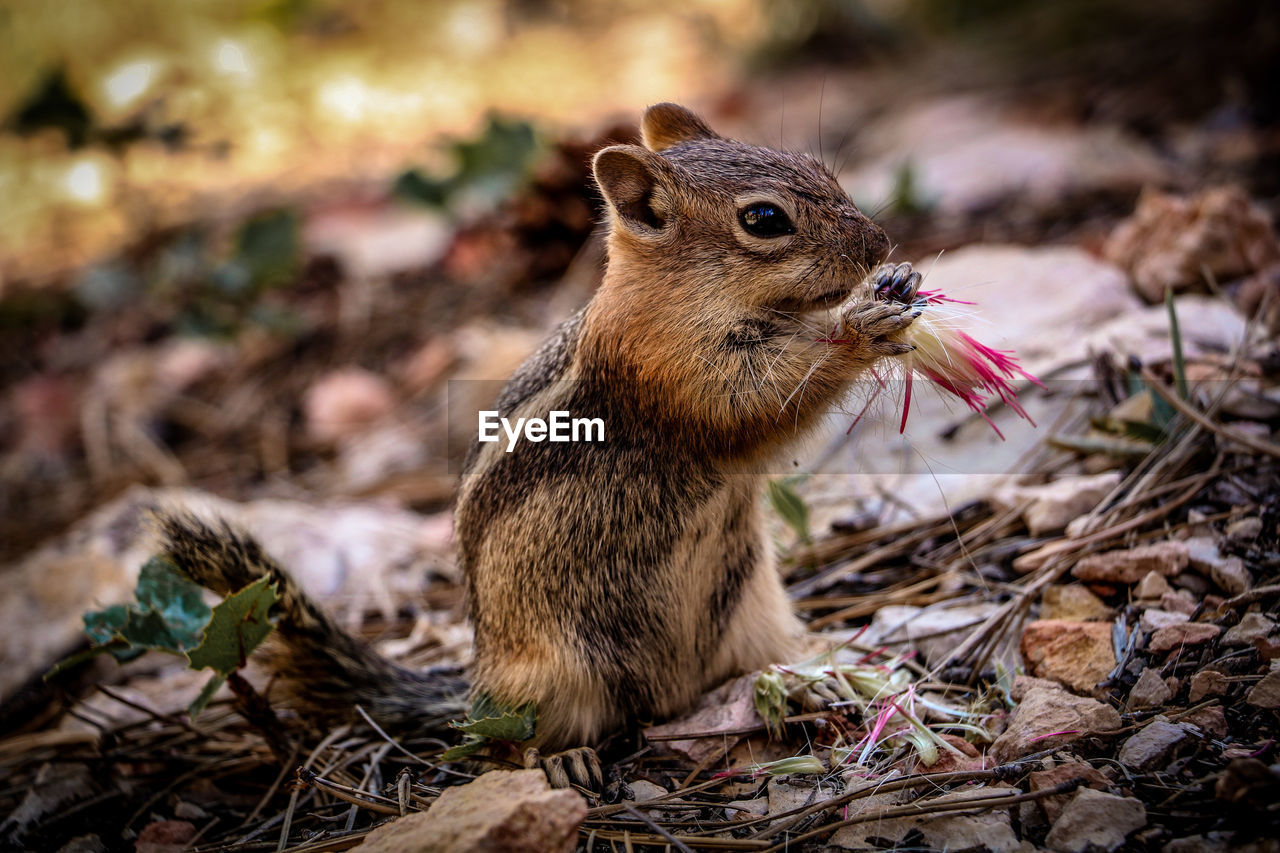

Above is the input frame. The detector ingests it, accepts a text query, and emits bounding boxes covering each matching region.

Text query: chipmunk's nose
[841,208,890,268]
[863,221,890,267]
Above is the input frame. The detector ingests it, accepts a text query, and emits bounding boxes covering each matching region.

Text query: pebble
[1223,612,1276,647]
[1118,717,1193,771]
[1041,584,1112,622]
[1245,668,1280,709]
[1073,542,1189,584]
[350,769,585,853]
[1020,620,1116,694]
[1028,762,1110,823]
[1045,788,1147,853]
[1141,609,1190,632]
[1135,571,1172,600]
[991,679,1122,762]
[1129,667,1173,708]
[1188,670,1230,703]
[1148,623,1221,654]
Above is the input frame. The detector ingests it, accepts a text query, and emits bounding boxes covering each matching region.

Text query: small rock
[1255,636,1280,661]
[1148,623,1221,653]
[1163,834,1232,853]
[723,798,768,820]
[1029,762,1110,822]
[1160,590,1198,615]
[1009,675,1062,701]
[1215,758,1280,808]
[1184,536,1221,571]
[1188,670,1230,703]
[1135,571,1173,600]
[1045,788,1147,852]
[1104,185,1280,303]
[625,780,667,803]
[1223,612,1276,647]
[135,821,197,853]
[1141,608,1191,632]
[1184,536,1252,595]
[351,769,585,853]
[993,472,1122,536]
[304,368,396,445]
[1211,558,1251,596]
[991,681,1123,762]
[1183,705,1228,739]
[1129,667,1173,708]
[1175,571,1211,596]
[1246,669,1280,709]
[172,801,208,820]
[1226,517,1263,542]
[1073,542,1189,584]
[1118,717,1193,771]
[1042,585,1112,622]
[927,734,987,774]
[1021,620,1116,694]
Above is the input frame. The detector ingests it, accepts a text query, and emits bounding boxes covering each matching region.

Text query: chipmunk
[158,103,919,767]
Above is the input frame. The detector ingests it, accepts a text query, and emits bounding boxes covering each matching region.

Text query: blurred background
[0,0,1276,559]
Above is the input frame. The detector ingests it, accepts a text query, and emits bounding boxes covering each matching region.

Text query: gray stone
[1129,667,1174,708]
[1118,718,1193,771]
[1046,788,1147,852]
[1246,669,1280,709]
[992,682,1122,762]
[1223,612,1276,647]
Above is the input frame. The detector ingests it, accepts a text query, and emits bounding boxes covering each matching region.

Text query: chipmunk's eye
[738,203,795,238]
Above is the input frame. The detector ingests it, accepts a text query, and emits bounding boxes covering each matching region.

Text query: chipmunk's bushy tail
[156,513,469,734]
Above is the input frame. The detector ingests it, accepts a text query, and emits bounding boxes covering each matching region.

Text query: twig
[620,804,696,852]
[1141,366,1280,459]
[355,705,475,781]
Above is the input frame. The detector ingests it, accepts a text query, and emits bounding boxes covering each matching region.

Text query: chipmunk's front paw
[524,746,604,795]
[838,300,919,358]
[872,261,923,305]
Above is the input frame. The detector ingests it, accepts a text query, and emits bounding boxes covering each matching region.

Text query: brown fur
[456,104,905,748]
[160,104,908,751]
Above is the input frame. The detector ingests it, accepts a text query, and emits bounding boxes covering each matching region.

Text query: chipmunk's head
[592,103,889,314]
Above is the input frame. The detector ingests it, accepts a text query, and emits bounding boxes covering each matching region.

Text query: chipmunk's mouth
[768,286,853,314]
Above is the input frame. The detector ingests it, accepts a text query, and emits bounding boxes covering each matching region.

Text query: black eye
[739,203,795,238]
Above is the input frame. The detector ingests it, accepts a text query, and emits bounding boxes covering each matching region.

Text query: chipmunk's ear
[593,144,677,235]
[641,103,719,152]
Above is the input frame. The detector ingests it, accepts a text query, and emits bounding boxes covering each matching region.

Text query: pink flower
[828,286,1042,439]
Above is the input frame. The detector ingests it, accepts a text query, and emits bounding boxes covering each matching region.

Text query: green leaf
[186,576,279,677]
[450,694,537,742]
[188,673,226,718]
[1165,288,1189,401]
[441,737,489,761]
[133,557,211,651]
[1114,418,1169,445]
[234,209,299,290]
[767,479,810,542]
[83,604,130,646]
[750,755,826,776]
